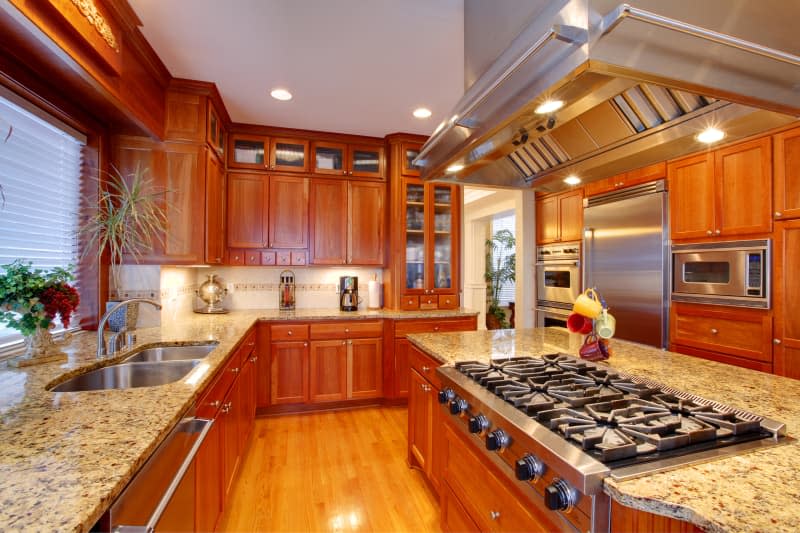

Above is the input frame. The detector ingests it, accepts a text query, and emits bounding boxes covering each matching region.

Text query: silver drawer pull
[230,367,239,373]
[710,328,719,335]
[490,511,500,520]
[422,365,430,372]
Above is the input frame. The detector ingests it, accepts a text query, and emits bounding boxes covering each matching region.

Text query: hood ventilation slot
[507,83,717,180]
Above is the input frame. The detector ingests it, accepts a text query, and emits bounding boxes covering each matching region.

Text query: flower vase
[10,327,67,367]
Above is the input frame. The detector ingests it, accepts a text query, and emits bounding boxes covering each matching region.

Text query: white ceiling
[129,0,465,138]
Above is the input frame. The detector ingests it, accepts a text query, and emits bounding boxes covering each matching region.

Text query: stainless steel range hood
[416,0,800,190]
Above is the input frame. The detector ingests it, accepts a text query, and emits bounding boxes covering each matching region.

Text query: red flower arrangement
[39,284,80,328]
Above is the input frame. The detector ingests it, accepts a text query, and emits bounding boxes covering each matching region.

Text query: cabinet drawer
[443,422,558,533]
[196,347,244,417]
[395,317,476,337]
[270,323,309,341]
[400,295,419,310]
[438,294,458,309]
[670,304,772,362]
[310,320,383,339]
[419,295,438,309]
[441,483,481,533]
[409,345,441,389]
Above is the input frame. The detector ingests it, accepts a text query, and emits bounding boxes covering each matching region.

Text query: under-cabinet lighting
[446,164,464,173]
[413,107,432,119]
[270,88,293,101]
[564,175,582,185]
[535,99,564,114]
[697,127,725,144]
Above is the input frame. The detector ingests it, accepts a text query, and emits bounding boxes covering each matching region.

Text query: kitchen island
[0,307,475,532]
[406,327,800,533]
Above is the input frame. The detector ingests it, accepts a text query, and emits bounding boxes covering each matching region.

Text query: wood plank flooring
[218,406,442,532]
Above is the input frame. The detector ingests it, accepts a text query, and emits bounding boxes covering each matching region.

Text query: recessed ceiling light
[535,100,564,114]
[413,107,432,119]
[270,88,292,101]
[446,164,464,173]
[697,127,725,144]
[563,175,582,185]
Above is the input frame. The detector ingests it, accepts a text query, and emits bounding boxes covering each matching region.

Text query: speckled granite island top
[0,308,476,532]
[407,328,800,533]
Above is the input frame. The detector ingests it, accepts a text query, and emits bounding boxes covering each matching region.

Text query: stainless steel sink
[49,360,201,392]
[123,343,218,363]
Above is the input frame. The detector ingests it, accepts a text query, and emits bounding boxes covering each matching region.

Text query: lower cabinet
[407,345,443,494]
[774,220,800,379]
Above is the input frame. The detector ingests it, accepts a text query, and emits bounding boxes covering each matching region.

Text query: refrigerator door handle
[582,227,593,291]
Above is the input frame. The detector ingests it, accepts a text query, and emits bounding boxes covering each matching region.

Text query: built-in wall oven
[535,243,581,327]
[672,239,770,308]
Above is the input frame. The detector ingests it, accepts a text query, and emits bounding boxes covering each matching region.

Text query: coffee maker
[339,276,359,311]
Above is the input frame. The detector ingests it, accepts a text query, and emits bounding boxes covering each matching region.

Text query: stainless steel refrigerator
[582,181,668,348]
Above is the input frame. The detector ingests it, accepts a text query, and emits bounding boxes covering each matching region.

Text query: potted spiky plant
[79,163,167,330]
[484,229,516,329]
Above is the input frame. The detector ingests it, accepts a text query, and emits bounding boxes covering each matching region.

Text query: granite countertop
[406,327,800,533]
[0,307,476,532]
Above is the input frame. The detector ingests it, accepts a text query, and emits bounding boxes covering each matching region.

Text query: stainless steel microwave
[671,239,770,308]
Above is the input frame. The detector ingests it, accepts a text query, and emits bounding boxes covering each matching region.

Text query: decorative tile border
[111,283,339,300]
[230,283,338,292]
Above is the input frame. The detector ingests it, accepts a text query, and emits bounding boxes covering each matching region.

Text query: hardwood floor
[218,406,442,532]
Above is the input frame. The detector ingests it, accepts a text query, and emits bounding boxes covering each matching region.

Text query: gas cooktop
[449,354,785,469]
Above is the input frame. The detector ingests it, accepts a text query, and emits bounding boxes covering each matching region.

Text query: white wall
[462,188,535,329]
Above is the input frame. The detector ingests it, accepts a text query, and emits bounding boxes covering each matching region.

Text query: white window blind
[491,212,516,306]
[0,90,84,348]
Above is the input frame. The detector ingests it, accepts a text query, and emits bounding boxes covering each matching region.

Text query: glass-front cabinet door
[270,138,309,172]
[229,134,270,170]
[404,183,426,291]
[349,145,384,179]
[313,141,346,175]
[401,143,421,176]
[432,184,453,290]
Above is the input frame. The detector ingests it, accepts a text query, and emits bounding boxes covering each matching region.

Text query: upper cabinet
[774,126,800,220]
[584,162,665,198]
[269,176,309,249]
[205,150,226,264]
[535,189,583,244]
[669,137,772,240]
[311,141,385,179]
[400,143,422,176]
[228,134,309,172]
[206,100,225,159]
[227,173,269,249]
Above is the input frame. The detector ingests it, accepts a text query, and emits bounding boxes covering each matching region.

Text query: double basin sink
[49,343,219,393]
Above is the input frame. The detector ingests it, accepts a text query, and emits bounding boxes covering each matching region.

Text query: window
[0,89,85,349]
[490,211,516,306]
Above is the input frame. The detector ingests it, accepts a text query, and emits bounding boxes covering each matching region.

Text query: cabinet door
[535,195,559,244]
[195,418,222,533]
[229,134,270,170]
[205,149,226,264]
[349,338,382,399]
[401,143,421,177]
[349,181,385,265]
[313,141,347,176]
[404,181,426,291]
[430,184,456,292]
[668,152,715,240]
[393,338,411,398]
[165,91,205,142]
[270,340,309,404]
[309,340,347,403]
[256,323,270,408]
[348,144,384,179]
[774,127,800,220]
[715,137,772,237]
[227,172,268,248]
[206,100,224,157]
[270,137,309,173]
[408,369,432,471]
[309,179,347,264]
[558,189,583,242]
[774,220,800,379]
[269,175,308,248]
[221,385,240,502]
[239,349,257,446]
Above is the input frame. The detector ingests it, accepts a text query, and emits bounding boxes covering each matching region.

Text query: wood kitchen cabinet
[113,136,206,264]
[309,179,385,265]
[228,133,309,172]
[312,140,385,179]
[773,126,800,220]
[535,188,583,244]
[407,344,443,494]
[270,323,310,405]
[269,175,309,248]
[400,143,422,177]
[668,137,772,240]
[774,219,800,379]
[584,162,666,197]
[205,149,226,264]
[227,172,269,249]
[309,339,348,402]
[669,302,773,372]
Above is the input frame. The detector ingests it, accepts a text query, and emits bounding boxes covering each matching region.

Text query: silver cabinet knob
[230,367,240,373]
[715,229,721,235]
[303,342,308,347]
[287,330,293,336]
[434,326,440,332]
[421,365,430,372]
[344,328,350,333]
[489,511,500,521]
[706,230,713,235]
[710,328,719,334]
[775,212,783,217]
[250,356,258,363]
[342,340,347,345]
[774,338,782,345]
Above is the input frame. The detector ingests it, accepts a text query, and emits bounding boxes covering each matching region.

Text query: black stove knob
[468,414,489,434]
[515,454,545,482]
[485,428,510,451]
[438,388,455,405]
[449,397,468,415]
[544,478,577,512]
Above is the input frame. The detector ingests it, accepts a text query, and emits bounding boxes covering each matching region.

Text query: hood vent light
[506,83,717,181]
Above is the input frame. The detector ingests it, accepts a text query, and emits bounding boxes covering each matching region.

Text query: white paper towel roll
[367,280,382,309]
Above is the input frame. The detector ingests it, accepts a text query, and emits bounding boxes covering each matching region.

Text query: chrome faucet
[97,298,162,358]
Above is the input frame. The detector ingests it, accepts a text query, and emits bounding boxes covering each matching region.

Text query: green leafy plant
[78,164,168,288]
[484,229,516,329]
[0,261,79,336]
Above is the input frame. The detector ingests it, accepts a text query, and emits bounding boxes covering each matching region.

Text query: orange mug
[572,288,602,319]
